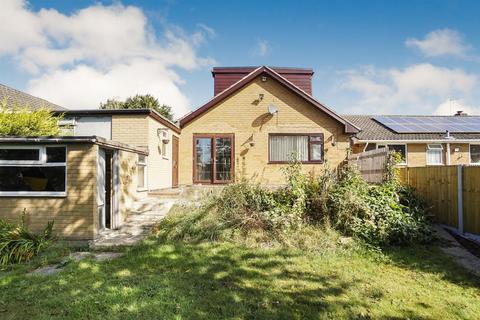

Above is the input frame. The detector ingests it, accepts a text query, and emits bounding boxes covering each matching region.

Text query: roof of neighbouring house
[179,66,360,133]
[0,83,67,111]
[59,108,181,134]
[344,115,480,142]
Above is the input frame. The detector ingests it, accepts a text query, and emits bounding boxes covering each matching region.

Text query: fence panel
[401,165,480,236]
[348,148,388,183]
[463,166,480,234]
[401,166,458,228]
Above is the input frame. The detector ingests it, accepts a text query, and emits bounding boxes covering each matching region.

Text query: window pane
[388,145,406,163]
[46,147,66,163]
[309,136,323,142]
[195,138,212,181]
[137,166,145,188]
[215,137,232,181]
[0,149,39,161]
[471,145,480,164]
[310,143,322,161]
[427,149,442,164]
[269,135,308,162]
[0,166,65,192]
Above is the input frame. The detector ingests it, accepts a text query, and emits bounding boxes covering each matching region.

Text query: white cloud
[340,63,479,114]
[405,29,471,58]
[252,39,269,57]
[0,0,216,117]
[434,99,480,115]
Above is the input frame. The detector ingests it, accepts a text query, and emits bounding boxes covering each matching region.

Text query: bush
[0,100,62,136]
[328,166,434,245]
[0,212,55,265]
[158,157,433,248]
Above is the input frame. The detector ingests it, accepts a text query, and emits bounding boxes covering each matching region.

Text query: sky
[1,0,480,118]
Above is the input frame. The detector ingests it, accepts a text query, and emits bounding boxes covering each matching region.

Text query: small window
[377,144,407,164]
[269,134,324,163]
[137,155,147,189]
[0,148,40,162]
[0,146,67,196]
[427,144,443,165]
[470,145,480,164]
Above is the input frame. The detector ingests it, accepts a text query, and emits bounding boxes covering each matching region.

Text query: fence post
[457,165,464,234]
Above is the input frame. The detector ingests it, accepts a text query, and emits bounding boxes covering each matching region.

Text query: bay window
[0,146,67,196]
[269,134,324,163]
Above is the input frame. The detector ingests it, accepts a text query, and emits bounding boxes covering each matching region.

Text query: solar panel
[373,116,480,133]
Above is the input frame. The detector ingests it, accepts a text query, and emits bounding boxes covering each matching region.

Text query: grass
[0,235,479,319]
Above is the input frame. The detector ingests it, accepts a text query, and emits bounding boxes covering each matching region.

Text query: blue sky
[2,0,480,117]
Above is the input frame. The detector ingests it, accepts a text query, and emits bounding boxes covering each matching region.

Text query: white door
[112,150,121,229]
[97,148,106,230]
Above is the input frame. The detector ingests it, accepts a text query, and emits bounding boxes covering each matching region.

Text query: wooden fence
[348,148,388,183]
[400,165,480,236]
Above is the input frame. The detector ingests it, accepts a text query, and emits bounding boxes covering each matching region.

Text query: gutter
[353,138,480,144]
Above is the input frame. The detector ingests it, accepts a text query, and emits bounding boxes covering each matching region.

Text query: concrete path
[435,225,480,277]
[90,197,176,248]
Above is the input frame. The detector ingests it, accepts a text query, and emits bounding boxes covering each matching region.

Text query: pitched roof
[179,66,359,133]
[0,83,67,111]
[344,115,480,141]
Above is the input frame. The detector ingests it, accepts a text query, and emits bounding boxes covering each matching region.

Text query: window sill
[162,157,169,160]
[0,192,67,197]
[137,188,148,192]
[426,163,444,166]
[268,161,324,164]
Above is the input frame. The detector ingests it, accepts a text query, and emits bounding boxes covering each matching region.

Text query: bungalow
[345,114,480,167]
[178,66,359,185]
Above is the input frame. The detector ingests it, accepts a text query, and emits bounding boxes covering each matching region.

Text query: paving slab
[90,197,176,248]
[435,225,480,277]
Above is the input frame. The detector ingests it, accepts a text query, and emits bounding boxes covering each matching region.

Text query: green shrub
[0,212,55,265]
[327,166,434,245]
[0,100,63,136]
[159,157,433,247]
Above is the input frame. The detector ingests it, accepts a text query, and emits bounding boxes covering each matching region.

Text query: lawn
[0,237,479,319]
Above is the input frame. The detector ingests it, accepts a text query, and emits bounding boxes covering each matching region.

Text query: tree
[0,100,62,136]
[100,94,174,121]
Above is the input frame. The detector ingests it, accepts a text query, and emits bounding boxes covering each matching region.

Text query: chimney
[454,110,468,116]
[211,67,314,96]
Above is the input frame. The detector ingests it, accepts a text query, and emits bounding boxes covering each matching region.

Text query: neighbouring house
[345,114,480,167]
[57,109,181,191]
[0,136,147,240]
[0,83,66,111]
[178,66,359,185]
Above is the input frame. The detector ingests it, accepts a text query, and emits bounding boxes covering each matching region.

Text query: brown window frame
[268,133,324,164]
[193,134,235,184]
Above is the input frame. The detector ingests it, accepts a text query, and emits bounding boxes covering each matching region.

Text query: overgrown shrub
[0,100,62,136]
[159,155,433,247]
[328,166,433,245]
[0,212,55,265]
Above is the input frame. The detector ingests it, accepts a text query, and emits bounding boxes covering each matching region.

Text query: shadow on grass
[381,240,480,290]
[0,239,369,320]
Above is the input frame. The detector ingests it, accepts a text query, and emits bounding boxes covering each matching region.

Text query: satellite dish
[268,104,278,115]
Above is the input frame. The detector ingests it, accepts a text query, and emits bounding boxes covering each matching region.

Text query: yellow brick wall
[118,149,144,221]
[0,143,98,240]
[111,114,149,147]
[146,117,179,190]
[179,76,351,185]
[112,114,176,190]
